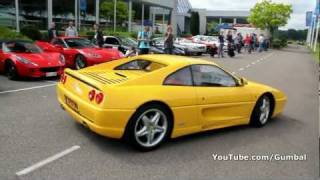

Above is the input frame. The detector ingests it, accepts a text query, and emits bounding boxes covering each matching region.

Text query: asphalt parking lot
[0,45,318,180]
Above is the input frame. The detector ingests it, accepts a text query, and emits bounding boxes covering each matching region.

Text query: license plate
[46,72,57,77]
[65,96,78,112]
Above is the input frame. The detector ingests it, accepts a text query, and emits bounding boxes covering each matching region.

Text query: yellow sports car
[57,55,287,151]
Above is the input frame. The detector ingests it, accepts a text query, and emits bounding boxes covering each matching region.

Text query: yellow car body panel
[57,55,287,139]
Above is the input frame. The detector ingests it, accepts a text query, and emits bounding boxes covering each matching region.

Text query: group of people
[48,22,269,59]
[210,30,270,58]
[48,21,174,57]
[48,21,104,46]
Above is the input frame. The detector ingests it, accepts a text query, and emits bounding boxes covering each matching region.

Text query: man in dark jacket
[94,24,104,48]
[48,22,58,41]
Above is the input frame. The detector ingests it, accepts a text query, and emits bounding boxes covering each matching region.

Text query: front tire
[250,95,271,127]
[75,55,87,70]
[6,61,18,80]
[125,104,172,151]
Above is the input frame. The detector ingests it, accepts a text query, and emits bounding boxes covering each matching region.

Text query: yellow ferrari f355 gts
[57,55,286,151]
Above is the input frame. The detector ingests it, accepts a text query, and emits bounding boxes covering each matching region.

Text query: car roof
[137,54,217,66]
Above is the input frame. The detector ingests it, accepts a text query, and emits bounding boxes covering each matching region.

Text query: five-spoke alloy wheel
[125,104,172,151]
[250,95,272,127]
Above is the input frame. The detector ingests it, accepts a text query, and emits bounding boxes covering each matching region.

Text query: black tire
[124,104,172,151]
[197,52,203,56]
[5,61,18,80]
[250,95,271,127]
[75,55,87,70]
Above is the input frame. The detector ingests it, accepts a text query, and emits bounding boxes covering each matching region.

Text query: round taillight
[88,90,96,101]
[60,73,64,83]
[60,74,67,84]
[63,75,67,84]
[95,92,104,104]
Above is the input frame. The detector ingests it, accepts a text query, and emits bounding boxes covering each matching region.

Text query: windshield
[114,59,166,72]
[120,37,138,47]
[4,41,42,53]
[64,38,95,48]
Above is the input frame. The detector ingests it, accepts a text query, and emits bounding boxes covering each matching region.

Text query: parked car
[0,40,65,80]
[57,54,287,151]
[192,35,227,52]
[36,37,124,70]
[150,37,185,55]
[175,38,207,55]
[102,36,138,54]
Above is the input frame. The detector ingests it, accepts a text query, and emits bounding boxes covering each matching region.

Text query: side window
[105,37,119,45]
[164,67,193,86]
[52,39,66,47]
[191,65,236,87]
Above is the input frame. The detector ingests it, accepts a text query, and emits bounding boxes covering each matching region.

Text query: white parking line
[16,145,80,177]
[0,83,56,94]
[251,62,255,65]
[239,68,244,71]
[246,65,251,68]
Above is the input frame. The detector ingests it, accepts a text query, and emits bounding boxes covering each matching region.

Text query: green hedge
[20,26,42,40]
[0,26,30,40]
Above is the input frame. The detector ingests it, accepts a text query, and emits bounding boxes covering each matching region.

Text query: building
[0,0,178,34]
[192,9,250,35]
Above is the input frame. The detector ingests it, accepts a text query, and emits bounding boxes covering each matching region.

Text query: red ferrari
[0,40,65,80]
[36,37,124,70]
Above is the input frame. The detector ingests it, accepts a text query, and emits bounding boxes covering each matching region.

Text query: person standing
[218,32,225,58]
[137,26,152,55]
[65,21,78,37]
[48,22,58,41]
[164,26,174,54]
[226,30,233,43]
[234,33,241,53]
[244,34,252,54]
[258,34,265,52]
[93,24,104,48]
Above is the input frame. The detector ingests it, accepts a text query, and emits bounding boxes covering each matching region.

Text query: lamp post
[15,0,20,32]
[114,0,117,32]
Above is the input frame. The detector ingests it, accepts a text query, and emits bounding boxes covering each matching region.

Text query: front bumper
[17,65,63,78]
[57,83,134,139]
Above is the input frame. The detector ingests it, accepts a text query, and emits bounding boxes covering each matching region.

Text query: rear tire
[250,95,271,127]
[75,55,87,70]
[124,104,172,151]
[6,61,18,80]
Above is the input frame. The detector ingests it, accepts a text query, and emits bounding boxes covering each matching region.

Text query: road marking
[16,145,80,177]
[239,68,244,71]
[251,62,255,65]
[231,72,236,74]
[246,65,251,68]
[0,83,56,94]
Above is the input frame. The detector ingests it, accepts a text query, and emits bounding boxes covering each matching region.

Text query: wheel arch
[260,92,276,117]
[123,100,175,139]
[4,58,15,73]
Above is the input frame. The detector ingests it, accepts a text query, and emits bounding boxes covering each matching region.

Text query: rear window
[114,59,166,72]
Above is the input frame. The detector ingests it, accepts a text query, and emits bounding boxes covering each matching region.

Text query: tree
[100,0,134,25]
[190,11,199,35]
[247,0,292,36]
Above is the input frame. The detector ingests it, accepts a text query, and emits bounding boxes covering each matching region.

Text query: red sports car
[36,37,124,70]
[0,40,65,80]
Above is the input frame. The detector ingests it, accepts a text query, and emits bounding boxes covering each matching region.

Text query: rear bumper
[57,83,134,139]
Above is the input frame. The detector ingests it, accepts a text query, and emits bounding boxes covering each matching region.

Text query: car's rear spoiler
[64,68,104,91]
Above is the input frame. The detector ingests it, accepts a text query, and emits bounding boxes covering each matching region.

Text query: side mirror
[239,77,248,86]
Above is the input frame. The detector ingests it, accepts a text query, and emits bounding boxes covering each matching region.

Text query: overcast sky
[189,0,317,30]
